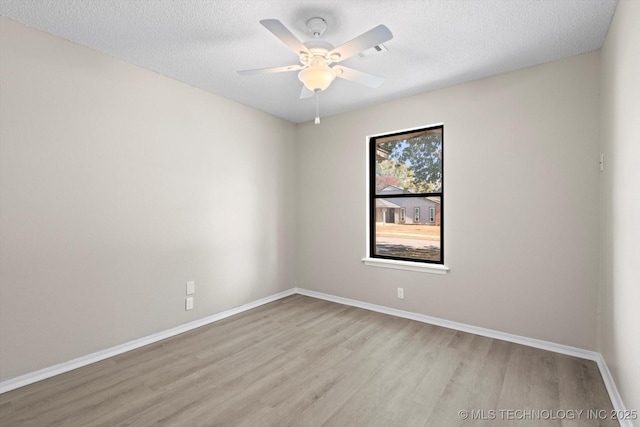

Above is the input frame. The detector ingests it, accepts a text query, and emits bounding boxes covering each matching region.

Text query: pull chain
[315,90,320,124]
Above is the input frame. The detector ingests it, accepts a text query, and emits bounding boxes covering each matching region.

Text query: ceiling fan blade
[237,64,304,76]
[328,25,393,62]
[334,66,385,88]
[260,19,310,56]
[300,86,314,99]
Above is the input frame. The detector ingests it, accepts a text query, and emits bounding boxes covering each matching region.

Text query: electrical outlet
[186,281,195,295]
[185,296,194,311]
[397,287,404,299]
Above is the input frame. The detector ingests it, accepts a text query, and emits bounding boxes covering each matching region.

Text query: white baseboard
[1,286,631,427]
[294,288,599,359]
[0,288,296,394]
[595,355,635,427]
[294,288,631,426]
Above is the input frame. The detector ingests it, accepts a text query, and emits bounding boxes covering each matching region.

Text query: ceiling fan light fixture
[298,60,336,92]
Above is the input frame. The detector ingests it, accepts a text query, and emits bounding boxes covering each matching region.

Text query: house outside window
[368,125,443,264]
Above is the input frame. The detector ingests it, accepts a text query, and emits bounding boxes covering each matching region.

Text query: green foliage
[376,160,418,191]
[377,133,442,193]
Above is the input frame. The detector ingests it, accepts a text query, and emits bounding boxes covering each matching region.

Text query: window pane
[374,196,441,262]
[375,128,442,195]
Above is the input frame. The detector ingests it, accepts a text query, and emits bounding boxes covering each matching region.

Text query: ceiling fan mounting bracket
[306,17,327,39]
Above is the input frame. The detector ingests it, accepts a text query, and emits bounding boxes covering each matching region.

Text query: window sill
[362,257,449,274]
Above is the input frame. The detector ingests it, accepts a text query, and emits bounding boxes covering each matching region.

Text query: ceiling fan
[238,18,393,123]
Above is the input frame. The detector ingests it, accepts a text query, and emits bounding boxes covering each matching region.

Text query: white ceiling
[0,0,618,124]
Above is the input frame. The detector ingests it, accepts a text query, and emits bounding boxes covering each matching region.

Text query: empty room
[0,0,638,425]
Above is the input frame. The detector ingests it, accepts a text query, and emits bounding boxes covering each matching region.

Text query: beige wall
[599,0,640,414]
[0,18,297,381]
[296,52,601,351]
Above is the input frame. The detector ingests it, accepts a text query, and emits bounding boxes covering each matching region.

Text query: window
[369,125,443,264]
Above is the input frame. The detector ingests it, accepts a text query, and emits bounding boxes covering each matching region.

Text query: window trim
[363,123,448,273]
[362,257,449,274]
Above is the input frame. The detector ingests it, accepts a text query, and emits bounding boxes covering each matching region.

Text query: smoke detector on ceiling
[359,43,389,57]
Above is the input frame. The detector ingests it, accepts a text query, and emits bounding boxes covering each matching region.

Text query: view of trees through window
[370,125,443,263]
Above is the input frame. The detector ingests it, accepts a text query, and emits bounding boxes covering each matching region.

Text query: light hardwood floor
[0,295,616,426]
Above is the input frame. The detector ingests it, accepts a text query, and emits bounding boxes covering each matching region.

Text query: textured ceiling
[0,0,618,123]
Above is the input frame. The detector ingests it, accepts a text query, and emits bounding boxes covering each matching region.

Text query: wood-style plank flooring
[0,295,616,426]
